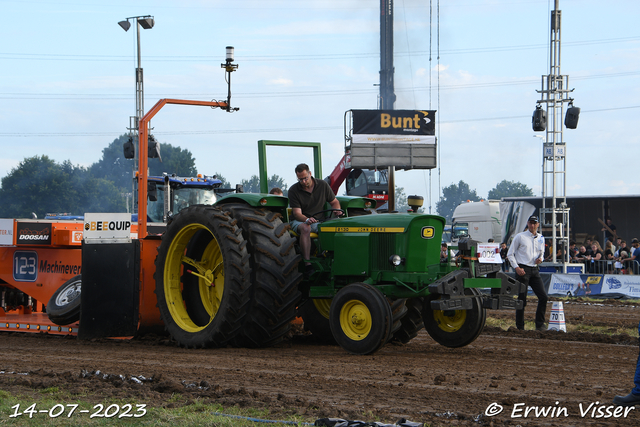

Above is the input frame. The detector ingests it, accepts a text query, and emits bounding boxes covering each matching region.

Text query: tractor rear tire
[329,283,393,355]
[154,205,251,348]
[223,204,303,348]
[423,288,486,348]
[47,275,82,326]
[392,297,425,344]
[297,298,335,343]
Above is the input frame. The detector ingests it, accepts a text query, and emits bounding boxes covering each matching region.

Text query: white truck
[451,200,536,244]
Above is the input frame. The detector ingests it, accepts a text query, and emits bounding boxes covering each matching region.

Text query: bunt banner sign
[352,109,436,144]
[348,109,437,169]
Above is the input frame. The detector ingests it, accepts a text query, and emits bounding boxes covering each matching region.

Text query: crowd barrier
[571,259,640,275]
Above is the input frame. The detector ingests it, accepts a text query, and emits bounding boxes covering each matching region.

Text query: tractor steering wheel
[308,209,345,222]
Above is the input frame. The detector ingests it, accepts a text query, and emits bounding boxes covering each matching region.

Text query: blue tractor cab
[146,174,238,222]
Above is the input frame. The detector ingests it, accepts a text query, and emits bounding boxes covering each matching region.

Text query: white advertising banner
[548,273,640,298]
[548,274,586,296]
[352,134,437,144]
[83,213,132,243]
[0,219,14,245]
[599,274,640,298]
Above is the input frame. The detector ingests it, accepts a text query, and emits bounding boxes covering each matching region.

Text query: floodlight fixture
[118,15,154,32]
[138,17,155,30]
[118,20,131,32]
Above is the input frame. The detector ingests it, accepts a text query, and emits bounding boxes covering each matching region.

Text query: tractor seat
[289,229,319,239]
[287,208,318,238]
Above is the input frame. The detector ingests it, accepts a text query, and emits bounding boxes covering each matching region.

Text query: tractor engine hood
[318,213,445,274]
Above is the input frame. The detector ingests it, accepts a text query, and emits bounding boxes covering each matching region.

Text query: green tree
[488,180,534,199]
[436,180,481,222]
[0,155,125,218]
[240,174,288,195]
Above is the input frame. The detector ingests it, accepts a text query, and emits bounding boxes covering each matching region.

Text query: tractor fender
[215,194,288,219]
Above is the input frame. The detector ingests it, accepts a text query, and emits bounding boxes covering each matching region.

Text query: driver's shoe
[303,264,315,280]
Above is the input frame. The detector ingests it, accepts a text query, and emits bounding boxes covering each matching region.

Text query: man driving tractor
[288,163,342,277]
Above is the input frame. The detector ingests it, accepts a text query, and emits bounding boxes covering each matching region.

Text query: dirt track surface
[2,298,640,426]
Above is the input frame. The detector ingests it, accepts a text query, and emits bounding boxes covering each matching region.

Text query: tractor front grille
[370,233,396,271]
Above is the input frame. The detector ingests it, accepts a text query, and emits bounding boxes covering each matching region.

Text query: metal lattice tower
[536,0,575,270]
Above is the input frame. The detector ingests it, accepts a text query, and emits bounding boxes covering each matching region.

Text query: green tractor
[153,192,523,355]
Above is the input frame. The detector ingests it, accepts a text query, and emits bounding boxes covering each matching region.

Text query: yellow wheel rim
[339,299,371,341]
[313,299,332,320]
[433,309,466,333]
[164,224,225,333]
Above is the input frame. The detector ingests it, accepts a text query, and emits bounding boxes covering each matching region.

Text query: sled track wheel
[47,275,82,326]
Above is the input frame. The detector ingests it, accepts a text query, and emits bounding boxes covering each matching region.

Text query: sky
[0,0,639,213]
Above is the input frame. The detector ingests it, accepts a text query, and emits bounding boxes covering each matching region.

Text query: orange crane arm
[138,99,229,238]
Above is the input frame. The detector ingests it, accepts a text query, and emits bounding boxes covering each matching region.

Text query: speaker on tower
[565,103,580,129]
[532,105,546,132]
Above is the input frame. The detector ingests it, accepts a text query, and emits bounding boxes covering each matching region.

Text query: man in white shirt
[507,215,548,331]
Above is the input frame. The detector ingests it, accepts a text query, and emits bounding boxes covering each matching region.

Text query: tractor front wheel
[423,288,486,348]
[329,283,393,355]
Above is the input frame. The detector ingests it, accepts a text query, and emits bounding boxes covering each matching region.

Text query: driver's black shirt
[288,177,336,220]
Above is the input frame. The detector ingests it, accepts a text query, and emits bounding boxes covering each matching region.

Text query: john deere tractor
[117,96,522,355]
[153,193,523,355]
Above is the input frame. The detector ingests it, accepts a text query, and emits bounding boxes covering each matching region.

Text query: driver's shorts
[290,220,319,234]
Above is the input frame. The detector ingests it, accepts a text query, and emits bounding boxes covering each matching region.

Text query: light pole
[119,15,154,214]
